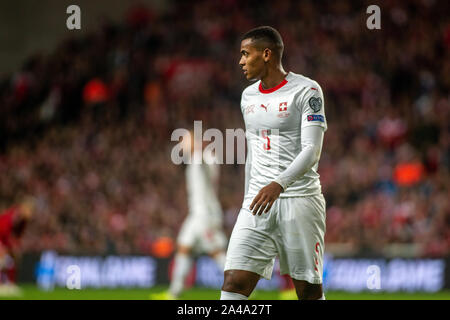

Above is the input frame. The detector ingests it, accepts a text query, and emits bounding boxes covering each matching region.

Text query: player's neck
[260,67,288,90]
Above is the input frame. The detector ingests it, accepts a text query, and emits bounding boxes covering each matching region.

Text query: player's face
[239,39,266,81]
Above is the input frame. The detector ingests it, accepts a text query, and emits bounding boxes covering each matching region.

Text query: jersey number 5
[261,129,271,151]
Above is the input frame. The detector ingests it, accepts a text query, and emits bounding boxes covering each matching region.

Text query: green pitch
[1,285,449,300]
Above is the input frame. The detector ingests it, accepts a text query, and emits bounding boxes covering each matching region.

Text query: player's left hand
[250,182,283,215]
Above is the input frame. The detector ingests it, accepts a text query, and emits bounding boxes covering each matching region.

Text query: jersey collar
[258,72,289,94]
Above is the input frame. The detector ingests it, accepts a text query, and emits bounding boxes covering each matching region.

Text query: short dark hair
[241,26,284,59]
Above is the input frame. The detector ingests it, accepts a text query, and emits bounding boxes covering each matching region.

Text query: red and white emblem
[277,101,290,118]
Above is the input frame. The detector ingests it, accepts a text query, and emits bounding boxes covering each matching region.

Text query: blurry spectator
[0,197,34,295]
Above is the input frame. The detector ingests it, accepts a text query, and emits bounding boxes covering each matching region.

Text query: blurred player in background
[151,130,227,300]
[0,197,34,296]
[221,26,327,300]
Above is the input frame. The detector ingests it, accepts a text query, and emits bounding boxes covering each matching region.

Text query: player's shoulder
[287,72,322,91]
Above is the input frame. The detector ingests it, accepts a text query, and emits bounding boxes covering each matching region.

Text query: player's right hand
[249,182,283,215]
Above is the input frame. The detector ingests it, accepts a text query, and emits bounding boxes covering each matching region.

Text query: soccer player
[220,26,327,300]
[151,131,227,299]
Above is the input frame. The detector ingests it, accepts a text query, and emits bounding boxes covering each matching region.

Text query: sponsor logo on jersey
[260,103,269,112]
[307,114,324,122]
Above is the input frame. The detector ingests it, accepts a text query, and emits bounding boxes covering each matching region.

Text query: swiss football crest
[277,101,290,118]
[308,97,322,113]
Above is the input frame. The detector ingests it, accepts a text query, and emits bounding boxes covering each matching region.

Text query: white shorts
[224,194,326,284]
[177,216,227,254]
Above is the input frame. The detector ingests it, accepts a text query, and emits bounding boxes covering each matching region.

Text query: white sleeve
[273,125,324,191]
[300,83,327,132]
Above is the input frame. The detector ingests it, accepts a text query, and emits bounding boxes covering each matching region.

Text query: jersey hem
[244,192,322,200]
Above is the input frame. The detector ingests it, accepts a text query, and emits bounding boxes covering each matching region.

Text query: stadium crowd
[0,0,448,260]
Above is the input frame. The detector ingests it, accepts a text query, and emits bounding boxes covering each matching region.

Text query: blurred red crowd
[0,0,448,257]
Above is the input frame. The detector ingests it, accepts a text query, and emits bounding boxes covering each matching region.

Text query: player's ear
[263,48,271,62]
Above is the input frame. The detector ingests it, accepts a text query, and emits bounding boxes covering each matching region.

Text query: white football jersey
[241,71,327,200]
[185,150,223,225]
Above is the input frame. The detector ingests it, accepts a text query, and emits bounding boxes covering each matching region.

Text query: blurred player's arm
[204,152,220,194]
